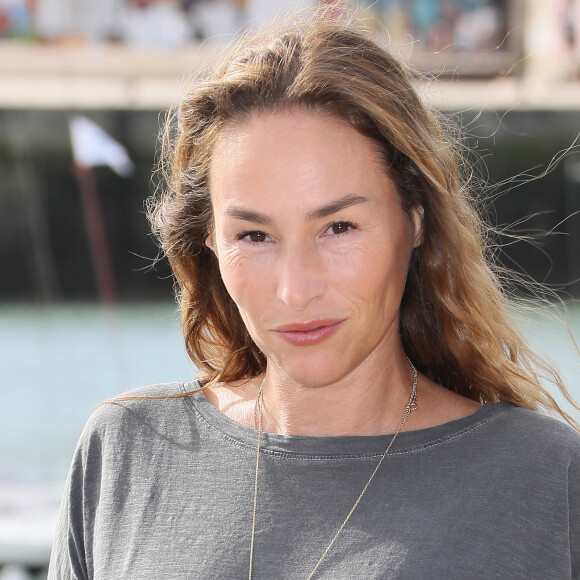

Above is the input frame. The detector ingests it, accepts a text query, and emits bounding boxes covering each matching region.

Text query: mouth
[272,319,344,346]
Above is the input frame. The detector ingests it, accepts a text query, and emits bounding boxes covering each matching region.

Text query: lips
[272,319,344,346]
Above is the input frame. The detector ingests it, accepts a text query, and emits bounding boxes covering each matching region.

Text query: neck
[258,348,417,437]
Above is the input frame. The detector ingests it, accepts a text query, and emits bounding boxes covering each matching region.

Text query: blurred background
[1,0,580,577]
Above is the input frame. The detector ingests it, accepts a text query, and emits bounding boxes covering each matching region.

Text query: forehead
[209,110,394,207]
[212,109,383,160]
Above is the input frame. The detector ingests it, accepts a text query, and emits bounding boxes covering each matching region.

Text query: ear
[205,233,216,254]
[410,205,424,248]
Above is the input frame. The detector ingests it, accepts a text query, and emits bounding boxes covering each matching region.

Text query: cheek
[216,244,241,279]
[216,247,270,320]
[327,238,411,310]
[217,249,248,303]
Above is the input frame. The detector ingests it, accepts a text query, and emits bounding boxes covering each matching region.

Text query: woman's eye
[238,230,269,243]
[326,221,356,235]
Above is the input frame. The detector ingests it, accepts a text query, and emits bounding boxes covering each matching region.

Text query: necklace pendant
[409,392,418,412]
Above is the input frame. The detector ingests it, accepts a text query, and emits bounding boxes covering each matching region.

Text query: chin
[269,353,355,389]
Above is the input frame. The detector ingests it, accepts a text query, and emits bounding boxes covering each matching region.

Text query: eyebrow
[221,207,271,224]
[306,194,369,221]
[222,194,369,224]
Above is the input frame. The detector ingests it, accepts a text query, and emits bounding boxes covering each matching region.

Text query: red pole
[73,162,119,304]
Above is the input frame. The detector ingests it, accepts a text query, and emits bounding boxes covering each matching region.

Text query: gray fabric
[49,381,580,579]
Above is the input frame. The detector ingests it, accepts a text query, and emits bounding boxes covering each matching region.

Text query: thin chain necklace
[248,359,418,580]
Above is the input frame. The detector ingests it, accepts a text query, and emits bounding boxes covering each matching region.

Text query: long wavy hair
[148,9,578,428]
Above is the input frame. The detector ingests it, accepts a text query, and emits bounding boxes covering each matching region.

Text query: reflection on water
[0,302,578,572]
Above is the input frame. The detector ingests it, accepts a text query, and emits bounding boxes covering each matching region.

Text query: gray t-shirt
[49,381,580,579]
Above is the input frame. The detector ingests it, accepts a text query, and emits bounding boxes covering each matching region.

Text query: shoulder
[494,404,579,445]
[78,380,203,449]
[116,380,199,399]
[479,403,580,467]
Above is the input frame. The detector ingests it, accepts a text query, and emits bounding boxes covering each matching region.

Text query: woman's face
[208,110,422,387]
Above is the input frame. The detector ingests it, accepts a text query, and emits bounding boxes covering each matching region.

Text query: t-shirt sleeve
[47,411,106,580]
[48,457,89,579]
[47,382,190,579]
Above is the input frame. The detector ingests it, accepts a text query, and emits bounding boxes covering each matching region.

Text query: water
[0,303,195,484]
[0,302,578,570]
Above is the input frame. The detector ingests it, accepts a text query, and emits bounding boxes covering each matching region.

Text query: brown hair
[148,9,578,427]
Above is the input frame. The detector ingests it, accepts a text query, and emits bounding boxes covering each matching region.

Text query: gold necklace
[248,359,419,580]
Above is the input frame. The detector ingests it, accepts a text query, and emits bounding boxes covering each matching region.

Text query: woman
[49,9,579,579]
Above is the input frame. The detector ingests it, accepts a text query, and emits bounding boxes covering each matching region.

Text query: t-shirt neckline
[182,381,513,458]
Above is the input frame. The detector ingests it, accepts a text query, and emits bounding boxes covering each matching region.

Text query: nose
[275,243,325,310]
